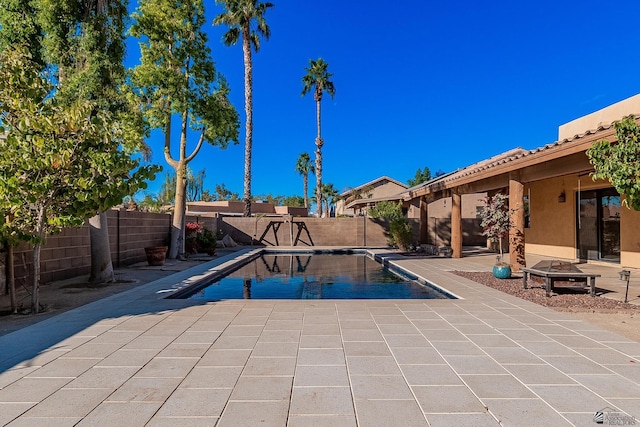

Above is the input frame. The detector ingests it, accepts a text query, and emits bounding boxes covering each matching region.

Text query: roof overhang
[403,123,619,201]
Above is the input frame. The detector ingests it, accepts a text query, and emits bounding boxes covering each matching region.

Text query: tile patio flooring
[0,249,639,426]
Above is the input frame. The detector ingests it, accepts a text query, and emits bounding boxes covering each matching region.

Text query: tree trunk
[7,244,16,314]
[32,241,41,314]
[169,162,187,259]
[5,213,17,313]
[32,205,46,314]
[242,27,253,217]
[88,212,114,283]
[315,99,323,217]
[303,174,308,208]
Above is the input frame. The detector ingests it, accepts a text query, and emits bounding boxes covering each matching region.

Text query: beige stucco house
[335,176,408,216]
[404,93,640,270]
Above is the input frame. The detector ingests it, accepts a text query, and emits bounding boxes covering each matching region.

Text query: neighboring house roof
[345,193,404,210]
[340,176,407,197]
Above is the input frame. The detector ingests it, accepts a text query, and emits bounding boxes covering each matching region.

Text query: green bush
[389,218,413,251]
[197,228,217,252]
[368,200,403,220]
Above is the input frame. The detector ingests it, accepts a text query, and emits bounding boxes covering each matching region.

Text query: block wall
[2,212,410,290]
[6,210,174,287]
[219,217,419,248]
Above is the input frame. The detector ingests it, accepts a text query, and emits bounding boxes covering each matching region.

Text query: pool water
[183,253,449,301]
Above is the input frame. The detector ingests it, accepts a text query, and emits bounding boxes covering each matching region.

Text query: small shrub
[184,223,216,254]
[184,222,201,254]
[389,218,413,251]
[197,227,217,252]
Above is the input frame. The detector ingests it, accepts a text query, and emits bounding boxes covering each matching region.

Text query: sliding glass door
[577,188,620,262]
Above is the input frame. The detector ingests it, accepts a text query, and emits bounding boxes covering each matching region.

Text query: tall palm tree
[214,0,274,217]
[294,152,314,209]
[302,57,335,217]
[321,183,339,218]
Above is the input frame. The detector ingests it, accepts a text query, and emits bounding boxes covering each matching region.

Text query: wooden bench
[522,261,601,297]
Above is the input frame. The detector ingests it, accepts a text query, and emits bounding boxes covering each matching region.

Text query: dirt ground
[1,261,639,343]
[0,257,214,337]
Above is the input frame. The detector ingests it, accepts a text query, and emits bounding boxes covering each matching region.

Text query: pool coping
[166,247,462,301]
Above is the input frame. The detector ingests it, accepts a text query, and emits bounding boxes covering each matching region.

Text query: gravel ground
[453,271,640,342]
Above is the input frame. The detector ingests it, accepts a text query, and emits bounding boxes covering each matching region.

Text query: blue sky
[132,0,640,201]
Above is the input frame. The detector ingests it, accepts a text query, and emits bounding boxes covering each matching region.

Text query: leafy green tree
[0,0,153,285]
[214,0,274,217]
[283,195,304,207]
[158,172,177,206]
[295,152,314,209]
[0,47,156,313]
[138,194,165,213]
[587,116,640,210]
[130,0,240,259]
[368,201,403,221]
[214,183,240,201]
[407,167,432,187]
[157,168,207,204]
[187,169,206,202]
[53,0,153,284]
[0,0,42,63]
[1,0,159,308]
[302,58,335,217]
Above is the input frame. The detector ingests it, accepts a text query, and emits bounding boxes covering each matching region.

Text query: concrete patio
[0,249,639,426]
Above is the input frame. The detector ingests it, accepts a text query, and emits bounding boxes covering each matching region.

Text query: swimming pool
[176,251,452,301]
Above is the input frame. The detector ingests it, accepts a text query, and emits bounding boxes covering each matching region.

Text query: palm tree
[321,183,339,218]
[302,58,335,217]
[214,0,274,217]
[295,152,314,209]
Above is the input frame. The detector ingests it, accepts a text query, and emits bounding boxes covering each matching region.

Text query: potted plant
[479,193,512,279]
[144,245,168,266]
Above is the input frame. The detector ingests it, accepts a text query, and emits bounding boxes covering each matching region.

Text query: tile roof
[401,120,626,200]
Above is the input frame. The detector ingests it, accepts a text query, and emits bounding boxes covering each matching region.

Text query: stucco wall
[621,201,640,267]
[370,181,407,198]
[524,176,577,259]
[187,201,277,215]
[523,175,640,267]
[558,93,640,141]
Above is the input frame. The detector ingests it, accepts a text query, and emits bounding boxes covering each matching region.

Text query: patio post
[451,192,462,258]
[509,177,526,271]
[420,196,428,244]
